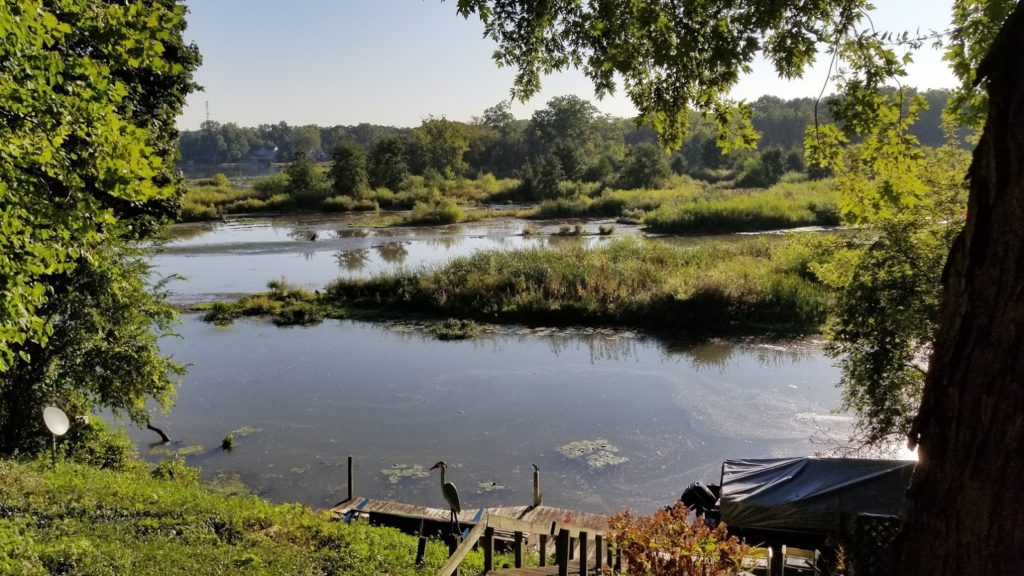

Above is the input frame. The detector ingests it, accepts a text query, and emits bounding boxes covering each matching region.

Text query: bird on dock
[429,461,461,531]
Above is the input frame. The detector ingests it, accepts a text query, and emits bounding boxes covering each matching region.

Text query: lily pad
[380,464,430,484]
[558,438,628,469]
[478,480,505,492]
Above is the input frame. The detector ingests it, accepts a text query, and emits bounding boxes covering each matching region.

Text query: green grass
[643,180,839,233]
[322,235,835,334]
[523,177,838,235]
[0,459,519,576]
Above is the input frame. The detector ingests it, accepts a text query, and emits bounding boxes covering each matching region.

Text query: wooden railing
[436,513,620,576]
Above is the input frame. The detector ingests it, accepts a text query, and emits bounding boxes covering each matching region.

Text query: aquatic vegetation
[324,235,834,335]
[429,318,481,340]
[380,464,430,484]
[221,433,234,451]
[598,224,616,235]
[558,438,628,469]
[404,199,466,225]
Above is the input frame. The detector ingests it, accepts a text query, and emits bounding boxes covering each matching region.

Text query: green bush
[62,419,140,472]
[405,199,465,225]
[152,457,200,483]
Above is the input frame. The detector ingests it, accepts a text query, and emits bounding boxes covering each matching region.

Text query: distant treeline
[178,89,958,189]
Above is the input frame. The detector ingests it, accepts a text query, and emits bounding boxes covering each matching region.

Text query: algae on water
[558,438,628,469]
[381,464,430,484]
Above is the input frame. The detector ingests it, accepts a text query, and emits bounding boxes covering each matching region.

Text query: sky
[177,0,958,130]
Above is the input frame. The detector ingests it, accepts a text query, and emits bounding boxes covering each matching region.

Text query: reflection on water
[137,316,846,514]
[151,214,644,302]
[375,242,409,265]
[336,249,370,272]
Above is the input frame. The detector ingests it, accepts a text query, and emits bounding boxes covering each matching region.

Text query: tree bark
[900,2,1024,574]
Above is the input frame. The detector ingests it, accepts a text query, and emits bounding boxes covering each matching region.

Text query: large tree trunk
[899,2,1024,574]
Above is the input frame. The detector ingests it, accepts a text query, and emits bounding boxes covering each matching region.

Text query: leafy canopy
[0,0,199,450]
[456,0,867,149]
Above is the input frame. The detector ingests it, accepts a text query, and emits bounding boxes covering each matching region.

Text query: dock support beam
[347,455,353,502]
[578,532,588,576]
[514,531,524,568]
[539,533,548,567]
[557,529,570,576]
[482,527,495,572]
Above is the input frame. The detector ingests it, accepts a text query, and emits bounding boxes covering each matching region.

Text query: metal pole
[51,434,56,467]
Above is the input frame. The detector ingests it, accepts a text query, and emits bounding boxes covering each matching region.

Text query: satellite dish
[43,406,70,437]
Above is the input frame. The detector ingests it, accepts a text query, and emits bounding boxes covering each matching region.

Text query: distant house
[248,146,277,163]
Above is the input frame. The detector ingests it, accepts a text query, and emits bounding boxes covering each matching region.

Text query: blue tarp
[719,457,915,535]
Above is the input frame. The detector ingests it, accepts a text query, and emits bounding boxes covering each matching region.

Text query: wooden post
[415,518,427,567]
[614,546,622,572]
[578,532,588,576]
[539,534,548,567]
[514,531,524,568]
[347,455,353,502]
[533,466,542,506]
[557,529,570,576]
[595,535,603,571]
[607,544,613,569]
[447,533,458,557]
[569,537,575,560]
[482,527,495,572]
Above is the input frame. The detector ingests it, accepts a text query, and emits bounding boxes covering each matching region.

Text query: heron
[430,461,461,530]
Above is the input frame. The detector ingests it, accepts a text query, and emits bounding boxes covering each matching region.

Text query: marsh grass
[643,180,839,233]
[323,236,835,334]
[0,459,519,576]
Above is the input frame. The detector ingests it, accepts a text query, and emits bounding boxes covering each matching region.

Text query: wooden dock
[331,497,609,541]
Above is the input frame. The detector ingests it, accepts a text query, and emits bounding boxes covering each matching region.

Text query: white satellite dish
[43,406,70,437]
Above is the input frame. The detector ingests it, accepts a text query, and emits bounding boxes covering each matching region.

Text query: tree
[328,141,369,196]
[1,0,199,451]
[617,143,670,189]
[527,95,600,180]
[455,1,1024,573]
[368,136,410,191]
[413,116,470,178]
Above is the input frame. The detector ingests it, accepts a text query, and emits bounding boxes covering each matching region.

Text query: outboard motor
[681,482,721,524]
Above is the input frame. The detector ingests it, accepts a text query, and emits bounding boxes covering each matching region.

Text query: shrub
[151,457,200,483]
[406,199,465,225]
[429,318,480,340]
[62,419,139,472]
[203,302,238,325]
[609,502,751,575]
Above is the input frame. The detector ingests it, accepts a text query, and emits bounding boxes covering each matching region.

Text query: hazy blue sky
[178,1,957,129]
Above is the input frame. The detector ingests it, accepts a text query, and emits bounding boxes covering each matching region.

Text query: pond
[138,213,850,514]
[142,316,846,514]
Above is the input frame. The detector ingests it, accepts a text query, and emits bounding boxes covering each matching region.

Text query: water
[138,213,849,514]
[151,214,633,302]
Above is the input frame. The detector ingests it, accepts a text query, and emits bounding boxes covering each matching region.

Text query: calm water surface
[139,214,849,514]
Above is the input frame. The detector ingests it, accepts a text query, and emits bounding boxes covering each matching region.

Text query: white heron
[429,461,461,529]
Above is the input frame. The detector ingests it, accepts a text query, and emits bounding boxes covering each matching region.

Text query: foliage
[618,143,671,189]
[283,153,329,205]
[456,0,865,149]
[1,242,184,452]
[413,117,470,178]
[0,0,198,379]
[405,199,466,225]
[609,502,750,575]
[328,141,369,196]
[368,136,411,191]
[813,135,970,443]
[0,459,513,576]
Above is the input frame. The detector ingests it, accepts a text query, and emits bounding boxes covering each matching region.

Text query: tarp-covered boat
[720,457,915,536]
